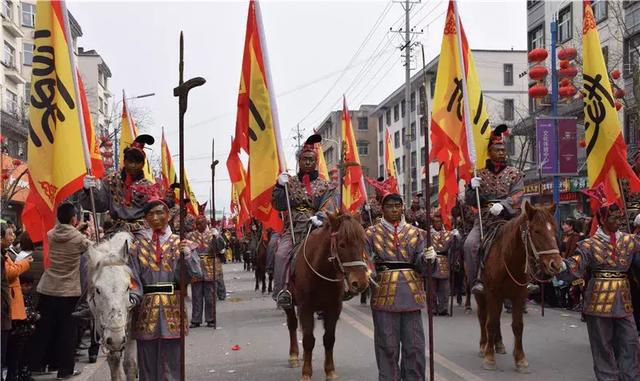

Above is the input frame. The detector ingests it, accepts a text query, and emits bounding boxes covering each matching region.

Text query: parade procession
[3,0,640,380]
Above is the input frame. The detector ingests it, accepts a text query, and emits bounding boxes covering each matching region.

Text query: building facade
[77,47,112,136]
[370,49,528,200]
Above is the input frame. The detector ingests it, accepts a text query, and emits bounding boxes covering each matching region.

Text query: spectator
[1,226,13,377]
[29,203,92,379]
[3,222,33,381]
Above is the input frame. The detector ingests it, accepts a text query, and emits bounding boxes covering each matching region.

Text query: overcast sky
[66,0,526,216]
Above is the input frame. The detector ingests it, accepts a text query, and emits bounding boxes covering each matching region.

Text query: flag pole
[420,43,435,381]
[618,179,632,233]
[453,0,484,240]
[211,137,219,329]
[173,31,206,381]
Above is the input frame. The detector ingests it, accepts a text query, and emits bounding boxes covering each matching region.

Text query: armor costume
[405,195,427,230]
[210,232,227,301]
[431,228,459,315]
[562,229,640,380]
[129,229,202,381]
[186,227,215,326]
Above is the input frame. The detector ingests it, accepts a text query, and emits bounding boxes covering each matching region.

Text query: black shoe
[189,322,201,328]
[206,322,215,328]
[471,282,485,295]
[56,369,82,380]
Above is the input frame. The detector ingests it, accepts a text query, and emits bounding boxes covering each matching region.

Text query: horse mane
[494,204,555,256]
[332,212,366,244]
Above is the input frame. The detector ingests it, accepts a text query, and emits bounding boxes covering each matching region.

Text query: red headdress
[488,124,509,149]
[197,202,208,221]
[299,134,322,157]
[130,183,169,213]
[124,134,155,158]
[581,183,620,256]
[365,176,401,204]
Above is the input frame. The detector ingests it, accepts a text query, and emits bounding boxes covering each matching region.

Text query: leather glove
[470,177,482,190]
[309,216,323,227]
[634,213,640,227]
[424,246,437,261]
[277,172,289,186]
[489,203,504,216]
[83,175,99,190]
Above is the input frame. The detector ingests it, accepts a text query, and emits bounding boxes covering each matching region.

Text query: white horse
[86,232,137,381]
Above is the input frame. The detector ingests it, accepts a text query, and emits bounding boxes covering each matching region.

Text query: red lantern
[104,159,113,167]
[557,47,578,61]
[611,69,621,80]
[560,78,571,87]
[615,88,625,98]
[579,140,586,148]
[528,65,549,80]
[528,84,548,98]
[559,60,570,69]
[615,101,623,111]
[103,151,113,158]
[528,48,548,63]
[11,159,21,166]
[559,85,577,98]
[104,141,113,148]
[1,173,8,180]
[558,66,578,78]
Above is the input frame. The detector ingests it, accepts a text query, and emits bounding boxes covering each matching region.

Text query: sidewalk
[31,344,108,381]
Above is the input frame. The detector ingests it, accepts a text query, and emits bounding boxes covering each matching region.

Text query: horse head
[326,212,369,294]
[523,201,564,275]
[87,232,134,352]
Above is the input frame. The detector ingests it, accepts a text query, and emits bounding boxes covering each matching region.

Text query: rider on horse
[364,176,437,380]
[187,216,215,328]
[271,134,337,309]
[559,184,640,381]
[463,124,536,295]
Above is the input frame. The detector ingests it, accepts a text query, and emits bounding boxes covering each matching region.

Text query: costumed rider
[186,216,215,328]
[82,134,155,235]
[462,124,534,295]
[210,227,227,301]
[431,212,461,316]
[364,176,437,380]
[127,183,202,381]
[271,134,337,308]
[558,184,640,381]
[405,193,427,229]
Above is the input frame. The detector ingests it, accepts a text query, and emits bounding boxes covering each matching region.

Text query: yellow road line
[342,304,487,381]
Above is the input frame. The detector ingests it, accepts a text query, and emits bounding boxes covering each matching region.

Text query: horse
[475,201,563,373]
[254,235,272,293]
[86,232,137,381]
[284,212,370,381]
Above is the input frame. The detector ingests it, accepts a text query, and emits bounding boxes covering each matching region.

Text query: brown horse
[255,236,272,293]
[284,212,369,381]
[475,201,563,373]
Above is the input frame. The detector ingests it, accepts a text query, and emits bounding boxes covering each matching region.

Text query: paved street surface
[60,263,596,381]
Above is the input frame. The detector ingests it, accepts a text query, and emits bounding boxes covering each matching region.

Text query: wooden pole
[211,137,219,329]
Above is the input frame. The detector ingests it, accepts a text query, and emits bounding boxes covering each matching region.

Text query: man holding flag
[271,135,337,308]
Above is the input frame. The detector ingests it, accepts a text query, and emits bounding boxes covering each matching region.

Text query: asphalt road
[60,262,597,381]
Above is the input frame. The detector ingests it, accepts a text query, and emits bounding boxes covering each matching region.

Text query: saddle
[479,219,508,266]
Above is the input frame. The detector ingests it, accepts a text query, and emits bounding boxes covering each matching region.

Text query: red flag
[341,97,365,212]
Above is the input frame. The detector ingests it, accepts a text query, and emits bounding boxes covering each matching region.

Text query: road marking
[342,304,488,381]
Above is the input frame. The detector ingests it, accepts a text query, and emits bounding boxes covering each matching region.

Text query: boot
[276,289,292,309]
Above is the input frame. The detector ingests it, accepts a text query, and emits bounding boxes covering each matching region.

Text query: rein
[503,220,560,287]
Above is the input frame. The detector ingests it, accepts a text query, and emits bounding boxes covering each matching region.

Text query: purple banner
[536,118,557,174]
[558,118,578,174]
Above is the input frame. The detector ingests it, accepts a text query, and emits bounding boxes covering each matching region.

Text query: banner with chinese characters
[535,118,557,174]
[558,118,578,174]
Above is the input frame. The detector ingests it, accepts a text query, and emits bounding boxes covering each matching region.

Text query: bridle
[302,224,368,286]
[503,220,560,287]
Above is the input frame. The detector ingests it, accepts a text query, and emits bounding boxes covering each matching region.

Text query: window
[98,96,104,113]
[23,42,33,65]
[357,141,369,156]
[378,116,383,132]
[503,64,513,86]
[386,109,391,125]
[401,100,406,118]
[420,122,425,136]
[410,122,416,141]
[527,0,541,8]
[24,82,30,104]
[21,2,34,27]
[325,147,334,164]
[558,5,572,43]
[3,42,15,67]
[402,155,406,174]
[401,127,406,145]
[528,24,544,50]
[394,104,399,121]
[379,164,384,177]
[410,92,416,112]
[2,0,11,19]
[602,46,609,69]
[362,166,369,177]
[593,0,607,23]
[357,117,368,130]
[625,34,640,77]
[506,136,516,156]
[395,158,402,173]
[104,100,109,115]
[4,89,18,114]
[504,99,514,121]
[394,131,400,148]
[421,147,426,166]
[411,151,417,168]
[378,140,383,156]
[430,77,436,98]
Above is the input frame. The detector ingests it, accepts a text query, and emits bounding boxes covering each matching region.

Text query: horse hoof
[300,376,312,381]
[516,359,530,373]
[289,357,300,368]
[326,371,338,380]
[482,359,497,371]
[495,343,507,354]
[465,308,472,314]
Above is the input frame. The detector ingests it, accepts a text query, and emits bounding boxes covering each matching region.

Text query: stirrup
[276,290,293,309]
[471,282,485,295]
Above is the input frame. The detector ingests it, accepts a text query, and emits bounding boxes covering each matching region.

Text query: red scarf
[152,229,166,264]
[124,174,134,204]
[302,174,312,196]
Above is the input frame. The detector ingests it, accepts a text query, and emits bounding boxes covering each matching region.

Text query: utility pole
[293,123,303,172]
[392,0,422,201]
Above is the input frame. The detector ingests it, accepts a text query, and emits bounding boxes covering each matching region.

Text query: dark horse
[284,213,370,381]
[255,234,272,293]
[475,201,563,373]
